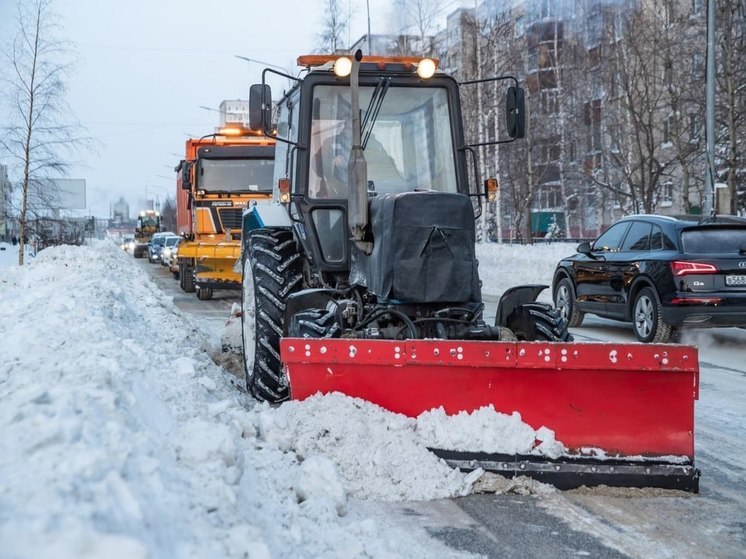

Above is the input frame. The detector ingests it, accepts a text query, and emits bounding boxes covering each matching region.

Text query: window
[692,52,703,75]
[584,99,602,152]
[514,16,525,37]
[199,159,275,193]
[588,45,601,68]
[537,137,561,161]
[608,124,620,152]
[692,0,702,15]
[541,89,559,114]
[308,85,457,199]
[689,114,700,142]
[661,181,673,203]
[663,114,675,144]
[312,209,346,262]
[535,184,562,209]
[650,225,676,250]
[621,221,652,251]
[592,222,631,252]
[682,227,746,253]
[587,10,603,48]
[610,71,620,98]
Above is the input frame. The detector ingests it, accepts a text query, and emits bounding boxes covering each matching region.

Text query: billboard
[28,178,87,212]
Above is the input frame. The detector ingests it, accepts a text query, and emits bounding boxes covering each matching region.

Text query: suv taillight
[671,261,718,276]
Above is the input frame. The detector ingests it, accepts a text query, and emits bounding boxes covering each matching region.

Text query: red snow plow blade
[282,338,700,492]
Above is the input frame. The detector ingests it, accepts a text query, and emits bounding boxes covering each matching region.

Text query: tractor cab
[249,54,523,281]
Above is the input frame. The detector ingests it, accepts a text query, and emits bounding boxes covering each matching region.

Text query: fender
[495,284,548,327]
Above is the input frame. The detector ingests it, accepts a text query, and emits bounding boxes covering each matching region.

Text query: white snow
[0,241,567,557]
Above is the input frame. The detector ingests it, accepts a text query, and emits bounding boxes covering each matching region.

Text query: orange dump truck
[175,129,275,299]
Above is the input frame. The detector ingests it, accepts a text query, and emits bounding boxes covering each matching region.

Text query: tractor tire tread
[243,229,303,402]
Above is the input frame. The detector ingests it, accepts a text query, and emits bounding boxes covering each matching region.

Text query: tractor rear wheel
[505,303,573,342]
[241,229,303,402]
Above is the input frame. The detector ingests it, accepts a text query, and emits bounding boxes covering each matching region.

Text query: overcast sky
[0,0,466,219]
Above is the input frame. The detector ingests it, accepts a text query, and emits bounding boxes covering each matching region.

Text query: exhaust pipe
[347,49,372,254]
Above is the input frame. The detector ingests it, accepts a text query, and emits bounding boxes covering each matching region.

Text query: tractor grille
[219,208,243,230]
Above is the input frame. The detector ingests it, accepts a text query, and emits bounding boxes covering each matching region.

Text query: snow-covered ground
[0,241,575,558]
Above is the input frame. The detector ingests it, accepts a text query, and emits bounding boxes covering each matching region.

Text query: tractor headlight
[333,56,352,77]
[416,58,436,79]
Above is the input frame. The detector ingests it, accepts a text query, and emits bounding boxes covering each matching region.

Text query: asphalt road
[138,257,746,559]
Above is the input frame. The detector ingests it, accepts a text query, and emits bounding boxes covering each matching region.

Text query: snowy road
[143,257,746,559]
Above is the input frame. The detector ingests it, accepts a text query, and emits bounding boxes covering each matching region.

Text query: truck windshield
[309,85,457,199]
[139,217,158,228]
[198,159,274,193]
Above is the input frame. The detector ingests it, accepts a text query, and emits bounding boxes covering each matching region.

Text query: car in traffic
[552,214,746,343]
[167,238,181,278]
[147,232,176,263]
[159,235,179,267]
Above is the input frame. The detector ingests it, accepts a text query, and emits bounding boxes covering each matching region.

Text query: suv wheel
[553,277,584,327]
[632,287,673,343]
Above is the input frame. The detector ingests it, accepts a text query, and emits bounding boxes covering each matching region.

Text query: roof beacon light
[416,58,436,79]
[333,56,352,77]
[218,126,244,136]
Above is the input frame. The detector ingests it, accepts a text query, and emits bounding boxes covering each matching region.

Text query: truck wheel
[505,303,573,342]
[241,229,303,402]
[180,263,195,293]
[632,287,672,343]
[196,286,213,300]
[553,278,584,327]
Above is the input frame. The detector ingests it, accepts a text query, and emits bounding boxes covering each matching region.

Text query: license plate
[726,275,746,286]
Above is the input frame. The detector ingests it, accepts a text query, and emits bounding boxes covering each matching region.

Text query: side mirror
[577,241,592,255]
[179,161,191,190]
[506,86,526,139]
[249,83,272,133]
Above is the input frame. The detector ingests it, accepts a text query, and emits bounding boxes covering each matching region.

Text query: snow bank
[0,241,564,557]
[476,241,578,299]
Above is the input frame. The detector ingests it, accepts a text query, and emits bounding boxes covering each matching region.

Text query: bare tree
[316,0,349,53]
[716,0,746,214]
[0,0,88,264]
[160,195,177,234]
[393,0,441,38]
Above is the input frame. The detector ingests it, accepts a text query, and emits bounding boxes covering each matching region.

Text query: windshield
[164,236,179,247]
[198,159,274,193]
[309,84,457,198]
[139,216,158,228]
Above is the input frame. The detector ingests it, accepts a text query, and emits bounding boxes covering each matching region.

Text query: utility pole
[366,0,372,54]
[703,0,716,215]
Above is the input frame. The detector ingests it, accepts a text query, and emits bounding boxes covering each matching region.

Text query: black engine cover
[349,191,480,303]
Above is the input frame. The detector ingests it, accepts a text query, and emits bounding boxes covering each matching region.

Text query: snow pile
[0,241,563,557]
[417,406,565,459]
[476,241,577,299]
[256,393,470,502]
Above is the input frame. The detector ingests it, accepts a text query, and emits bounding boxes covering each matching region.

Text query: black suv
[552,214,746,342]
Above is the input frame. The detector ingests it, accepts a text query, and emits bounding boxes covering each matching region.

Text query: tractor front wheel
[241,229,303,402]
[505,303,573,342]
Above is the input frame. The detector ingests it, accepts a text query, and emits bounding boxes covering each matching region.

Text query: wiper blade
[360,77,390,150]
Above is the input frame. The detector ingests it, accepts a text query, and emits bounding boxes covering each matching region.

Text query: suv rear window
[681,227,746,254]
